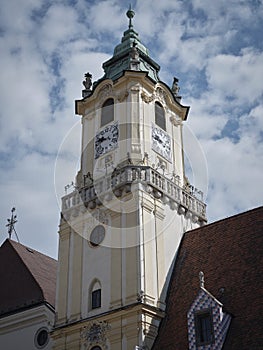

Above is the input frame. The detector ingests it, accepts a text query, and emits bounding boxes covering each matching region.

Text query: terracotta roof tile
[9,240,57,307]
[0,239,57,315]
[153,206,263,350]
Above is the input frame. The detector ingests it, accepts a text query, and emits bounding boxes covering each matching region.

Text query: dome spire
[100,7,160,83]
[126,5,135,29]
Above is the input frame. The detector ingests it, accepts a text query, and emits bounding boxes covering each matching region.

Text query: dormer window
[155,101,166,131]
[195,310,214,346]
[187,273,231,350]
[101,98,114,127]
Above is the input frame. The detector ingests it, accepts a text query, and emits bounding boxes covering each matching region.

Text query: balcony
[62,165,206,223]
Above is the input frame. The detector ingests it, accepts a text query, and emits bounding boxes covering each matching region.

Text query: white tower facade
[52,9,206,350]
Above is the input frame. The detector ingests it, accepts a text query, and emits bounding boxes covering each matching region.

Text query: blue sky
[0,0,263,258]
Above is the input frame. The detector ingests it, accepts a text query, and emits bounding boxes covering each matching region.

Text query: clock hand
[154,135,162,143]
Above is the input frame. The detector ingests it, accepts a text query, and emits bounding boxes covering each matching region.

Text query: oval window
[35,328,49,348]
[90,225,105,247]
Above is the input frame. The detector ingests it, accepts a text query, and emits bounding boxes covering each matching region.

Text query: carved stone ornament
[93,209,109,225]
[131,143,141,153]
[141,87,169,105]
[83,72,92,91]
[98,84,113,100]
[81,321,110,348]
[171,77,180,96]
[141,91,154,103]
[155,87,168,105]
[85,111,95,120]
[170,115,182,126]
[117,90,129,102]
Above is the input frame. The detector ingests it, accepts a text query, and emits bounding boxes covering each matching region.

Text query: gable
[0,240,44,315]
[9,240,57,307]
[187,288,231,350]
[0,239,57,316]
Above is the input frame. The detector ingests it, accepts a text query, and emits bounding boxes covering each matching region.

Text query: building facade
[52,8,206,350]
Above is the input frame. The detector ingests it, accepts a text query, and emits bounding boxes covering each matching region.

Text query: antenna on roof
[6,207,20,243]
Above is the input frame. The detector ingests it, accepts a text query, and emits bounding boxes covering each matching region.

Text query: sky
[0,0,262,258]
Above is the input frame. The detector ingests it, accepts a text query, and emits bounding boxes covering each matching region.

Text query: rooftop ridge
[184,205,263,235]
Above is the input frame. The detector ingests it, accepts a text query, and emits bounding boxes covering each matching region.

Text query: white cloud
[0,0,262,257]
[85,0,125,37]
[0,37,52,152]
[0,151,60,257]
[206,49,263,104]
[192,0,261,24]
[205,133,263,221]
[36,4,84,53]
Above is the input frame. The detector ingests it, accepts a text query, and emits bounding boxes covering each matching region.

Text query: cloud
[205,134,263,221]
[205,49,263,104]
[0,37,52,152]
[0,151,59,257]
[87,0,125,35]
[35,4,84,53]
[0,0,262,258]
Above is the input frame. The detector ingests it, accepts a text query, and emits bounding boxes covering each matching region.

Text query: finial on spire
[6,207,20,242]
[199,271,205,288]
[126,5,135,29]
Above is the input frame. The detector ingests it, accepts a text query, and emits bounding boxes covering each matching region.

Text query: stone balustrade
[62,165,206,222]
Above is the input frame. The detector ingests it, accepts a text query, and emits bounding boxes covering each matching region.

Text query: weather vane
[6,207,20,242]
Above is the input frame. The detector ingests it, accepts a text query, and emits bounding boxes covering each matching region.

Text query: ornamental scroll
[81,321,110,349]
[98,84,113,100]
[98,84,129,103]
[170,114,182,126]
[141,86,169,105]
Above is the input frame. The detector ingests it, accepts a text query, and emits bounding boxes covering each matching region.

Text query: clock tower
[52,8,206,350]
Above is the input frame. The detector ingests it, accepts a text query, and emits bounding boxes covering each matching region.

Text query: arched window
[101,98,114,127]
[91,346,102,350]
[155,101,166,130]
[90,280,102,309]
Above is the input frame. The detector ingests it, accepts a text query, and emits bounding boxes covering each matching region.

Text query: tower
[52,9,206,350]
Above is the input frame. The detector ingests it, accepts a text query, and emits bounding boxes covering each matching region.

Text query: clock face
[95,122,119,159]
[152,124,172,161]
[90,225,105,247]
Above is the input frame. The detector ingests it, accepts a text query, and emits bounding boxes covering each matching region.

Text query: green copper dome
[102,8,160,82]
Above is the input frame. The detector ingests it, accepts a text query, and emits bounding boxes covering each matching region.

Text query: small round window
[35,328,49,348]
[90,225,105,247]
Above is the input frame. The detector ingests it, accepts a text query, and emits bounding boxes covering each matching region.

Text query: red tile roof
[153,206,263,350]
[0,239,57,316]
